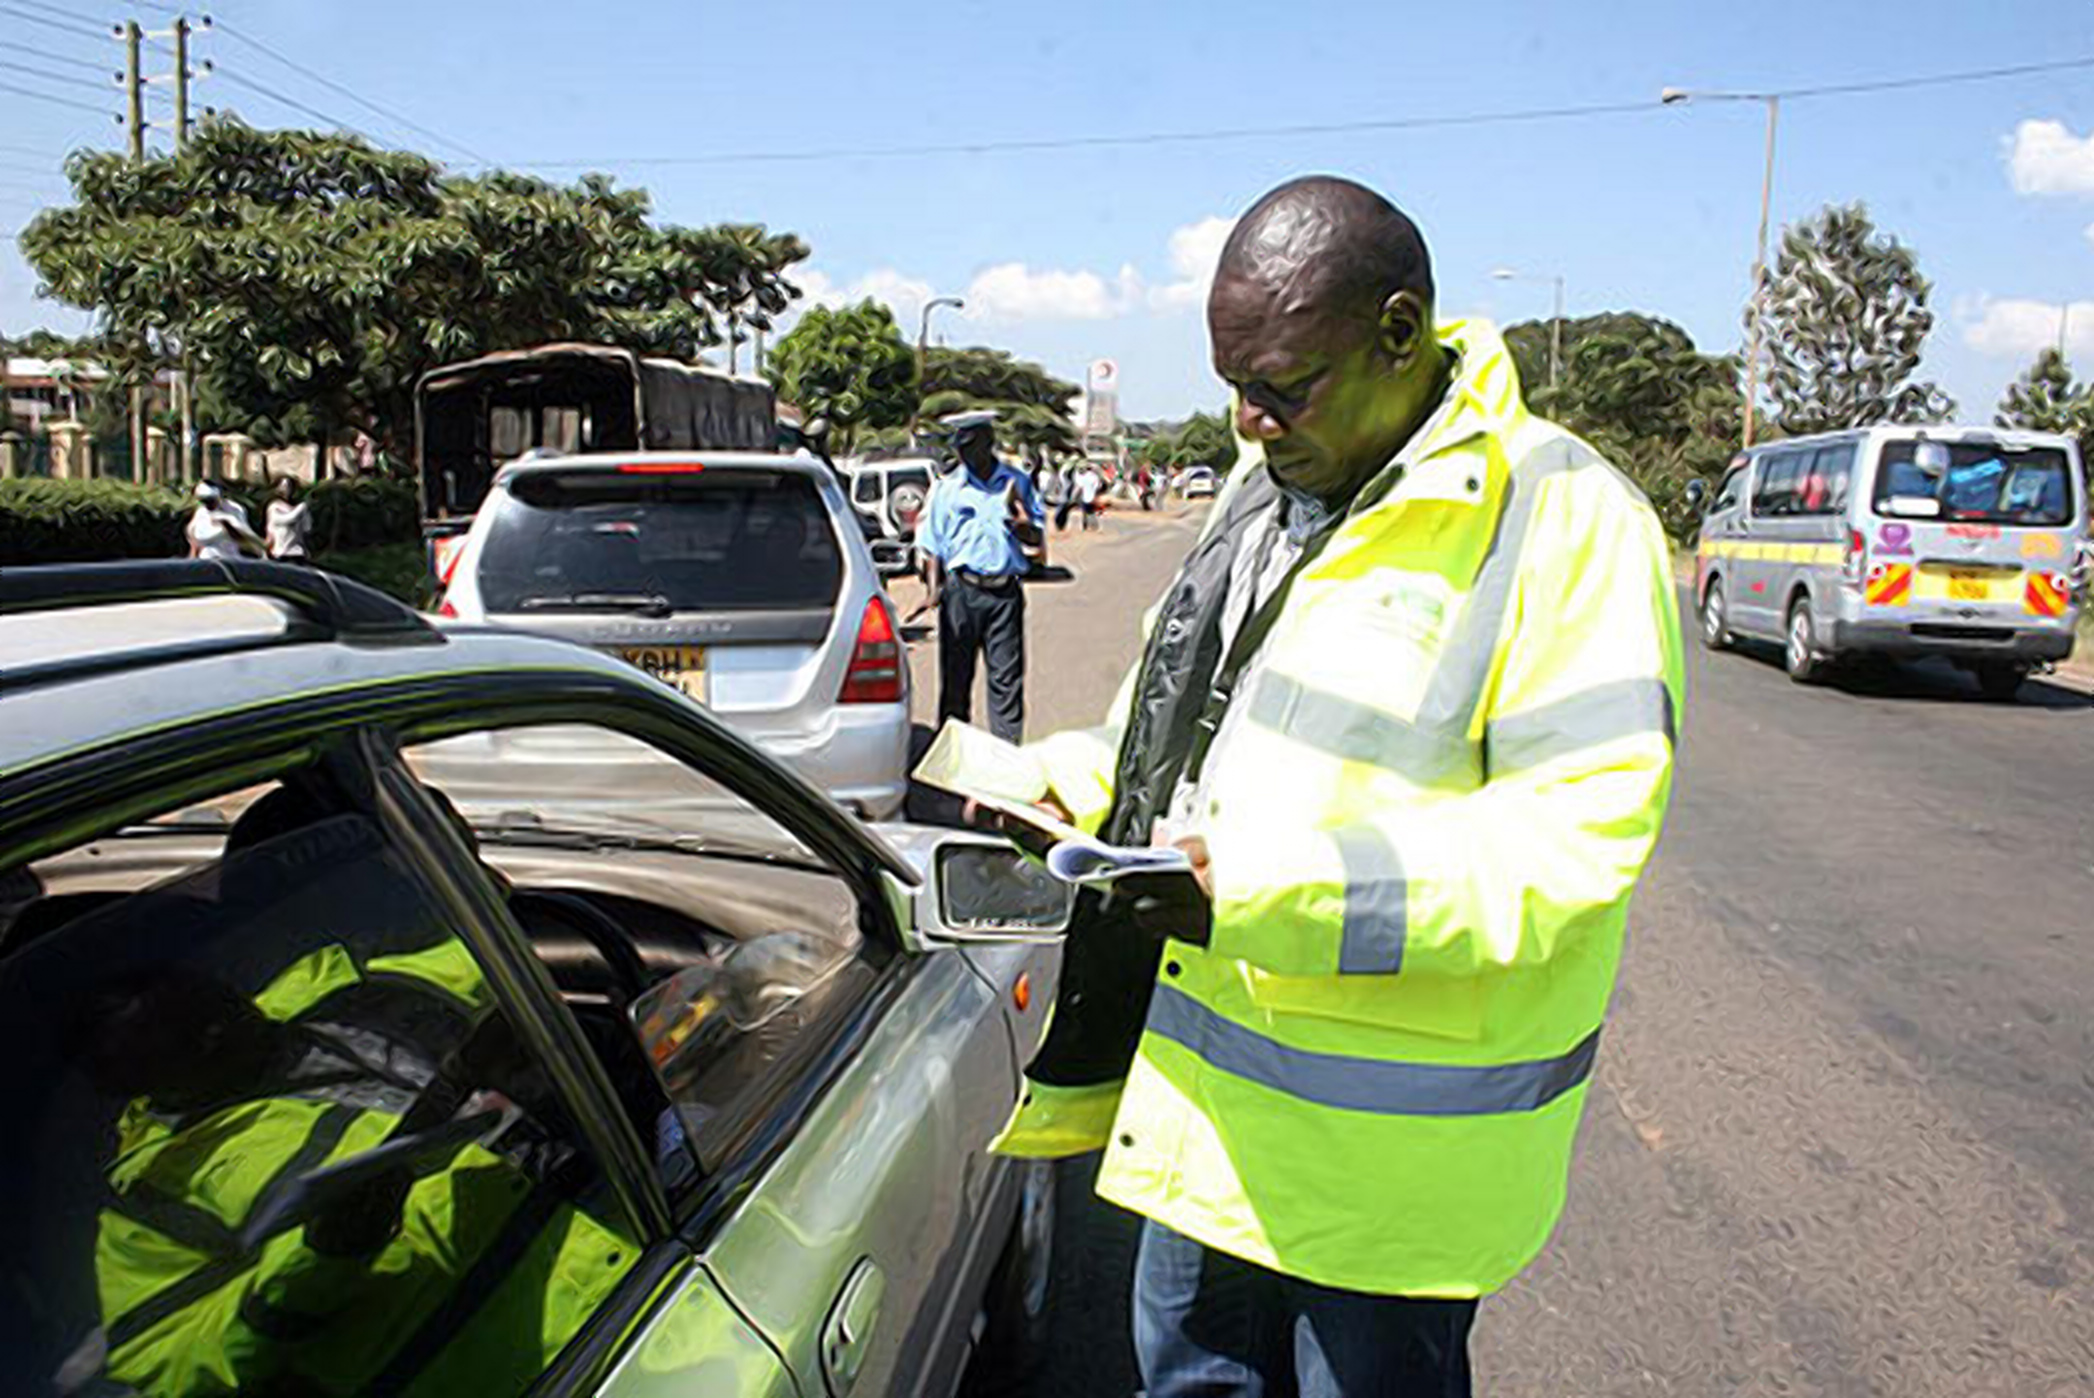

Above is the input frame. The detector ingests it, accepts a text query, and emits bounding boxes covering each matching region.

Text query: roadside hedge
[0,477,419,565]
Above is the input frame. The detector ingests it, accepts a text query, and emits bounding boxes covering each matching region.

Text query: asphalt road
[905,501,2094,1396]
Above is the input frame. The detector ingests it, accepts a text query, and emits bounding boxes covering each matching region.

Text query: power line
[0,57,118,93]
[0,5,114,42]
[210,19,491,163]
[1,42,121,76]
[212,66,372,138]
[0,78,113,115]
[513,52,2094,171]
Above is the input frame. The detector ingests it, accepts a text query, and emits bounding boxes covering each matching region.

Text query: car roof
[493,450,837,490]
[0,608,635,778]
[1742,424,2079,456]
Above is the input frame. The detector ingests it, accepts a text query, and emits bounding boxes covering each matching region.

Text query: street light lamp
[1491,267,1566,390]
[1663,85,1781,448]
[911,295,965,437]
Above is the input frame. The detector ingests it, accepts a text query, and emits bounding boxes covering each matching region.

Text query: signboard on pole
[1084,359,1118,437]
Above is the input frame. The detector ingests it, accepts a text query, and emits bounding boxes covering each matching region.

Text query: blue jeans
[1132,1220,1476,1398]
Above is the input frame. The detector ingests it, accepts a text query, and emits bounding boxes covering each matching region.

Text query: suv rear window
[1873,442,2076,526]
[479,468,843,613]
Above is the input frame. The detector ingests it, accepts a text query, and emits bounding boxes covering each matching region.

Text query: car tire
[1785,597,1830,685]
[1700,579,1732,652]
[1976,663,2029,703]
[965,1158,1056,1395]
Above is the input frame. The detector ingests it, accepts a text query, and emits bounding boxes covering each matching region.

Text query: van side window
[1812,445,1855,514]
[1752,451,1802,517]
[1712,466,1746,516]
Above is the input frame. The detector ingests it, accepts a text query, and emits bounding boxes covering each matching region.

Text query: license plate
[1945,569,1992,602]
[622,646,708,701]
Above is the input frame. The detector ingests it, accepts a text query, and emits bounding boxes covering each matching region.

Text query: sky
[3,0,2093,423]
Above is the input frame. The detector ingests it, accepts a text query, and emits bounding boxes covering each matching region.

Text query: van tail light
[435,596,458,619]
[1842,528,1866,585]
[840,596,904,704]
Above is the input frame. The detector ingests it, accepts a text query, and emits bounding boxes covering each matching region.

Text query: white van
[1692,425,2087,699]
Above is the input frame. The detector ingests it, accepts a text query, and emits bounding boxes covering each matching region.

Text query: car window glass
[1812,445,1854,514]
[476,468,844,614]
[1712,466,1745,516]
[0,785,640,1398]
[1872,440,2075,526]
[405,724,884,1179]
[852,474,880,504]
[1752,452,1802,517]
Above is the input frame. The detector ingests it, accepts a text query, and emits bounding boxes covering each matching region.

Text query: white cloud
[2005,119,2094,195]
[1149,215,1235,310]
[1961,295,2094,357]
[960,261,1142,322]
[792,266,934,319]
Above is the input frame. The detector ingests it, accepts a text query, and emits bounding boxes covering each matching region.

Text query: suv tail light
[434,596,459,619]
[840,596,903,703]
[1842,527,1866,585]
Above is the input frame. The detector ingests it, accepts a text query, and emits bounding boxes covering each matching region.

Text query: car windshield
[478,468,843,613]
[1872,441,2075,526]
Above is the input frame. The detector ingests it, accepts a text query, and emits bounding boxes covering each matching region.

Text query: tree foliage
[764,300,917,456]
[916,346,1081,466]
[1996,347,2094,466]
[1139,410,1239,476]
[1508,313,1743,537]
[17,120,807,449]
[1753,202,1952,435]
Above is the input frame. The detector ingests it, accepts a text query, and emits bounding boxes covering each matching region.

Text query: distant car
[0,559,1067,1398]
[436,452,909,818]
[1179,466,1218,499]
[842,457,936,577]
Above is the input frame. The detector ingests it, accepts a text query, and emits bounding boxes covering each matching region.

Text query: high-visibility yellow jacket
[96,940,632,1396]
[1001,320,1684,1298]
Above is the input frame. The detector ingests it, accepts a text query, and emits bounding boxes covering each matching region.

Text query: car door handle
[822,1257,885,1397]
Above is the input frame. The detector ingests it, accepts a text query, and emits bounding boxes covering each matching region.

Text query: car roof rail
[2,558,435,649]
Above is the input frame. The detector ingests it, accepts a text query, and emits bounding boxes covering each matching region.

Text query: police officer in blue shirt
[920,410,1046,741]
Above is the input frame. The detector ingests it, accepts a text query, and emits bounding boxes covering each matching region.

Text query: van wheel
[1976,663,2028,703]
[1699,579,1732,652]
[1785,598,1830,684]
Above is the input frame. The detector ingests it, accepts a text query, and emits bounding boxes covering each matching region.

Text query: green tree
[764,300,917,455]
[1505,312,1745,537]
[914,345,1081,468]
[1753,203,1953,435]
[19,121,807,451]
[1996,347,2094,467]
[1139,410,1239,477]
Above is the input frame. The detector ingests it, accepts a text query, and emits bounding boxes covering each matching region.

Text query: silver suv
[439,452,909,817]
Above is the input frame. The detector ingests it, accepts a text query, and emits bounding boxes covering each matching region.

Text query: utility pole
[909,295,964,437]
[173,16,194,482]
[174,18,191,147]
[124,19,148,483]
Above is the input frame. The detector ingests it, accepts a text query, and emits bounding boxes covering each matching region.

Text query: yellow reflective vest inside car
[1005,319,1684,1298]
[95,940,633,1397]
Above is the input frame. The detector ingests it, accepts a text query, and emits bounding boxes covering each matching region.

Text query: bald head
[1208,177,1448,502]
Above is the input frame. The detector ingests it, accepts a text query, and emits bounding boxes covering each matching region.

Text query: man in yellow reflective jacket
[994,177,1683,1395]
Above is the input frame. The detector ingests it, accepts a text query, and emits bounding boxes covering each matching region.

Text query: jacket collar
[1359,318,1528,510]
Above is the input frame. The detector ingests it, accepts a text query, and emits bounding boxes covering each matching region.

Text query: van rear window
[478,469,842,613]
[1873,442,2074,527]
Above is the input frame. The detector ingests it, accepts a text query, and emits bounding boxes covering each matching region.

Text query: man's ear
[1376,290,1429,367]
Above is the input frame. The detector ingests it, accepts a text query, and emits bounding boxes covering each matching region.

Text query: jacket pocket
[1242,965,1484,1043]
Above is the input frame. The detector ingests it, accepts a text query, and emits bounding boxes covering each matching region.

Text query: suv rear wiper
[517,593,673,617]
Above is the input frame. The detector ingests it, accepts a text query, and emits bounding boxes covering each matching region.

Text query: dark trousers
[1054,500,1075,532]
[1134,1220,1477,1398]
[937,575,1026,742]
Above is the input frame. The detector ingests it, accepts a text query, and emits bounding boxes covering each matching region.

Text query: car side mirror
[1684,479,1709,513]
[908,833,1074,943]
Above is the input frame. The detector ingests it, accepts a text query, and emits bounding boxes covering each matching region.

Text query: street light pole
[1663,86,1779,449]
[1490,267,1567,389]
[910,295,964,438]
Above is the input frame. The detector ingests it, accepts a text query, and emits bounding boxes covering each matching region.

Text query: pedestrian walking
[265,478,313,563]
[1042,461,1072,533]
[185,482,263,562]
[919,410,1046,742]
[1075,462,1103,531]
[991,177,1683,1396]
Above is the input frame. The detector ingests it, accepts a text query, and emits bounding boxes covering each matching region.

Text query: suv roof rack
[2,559,432,635]
[1,560,437,688]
